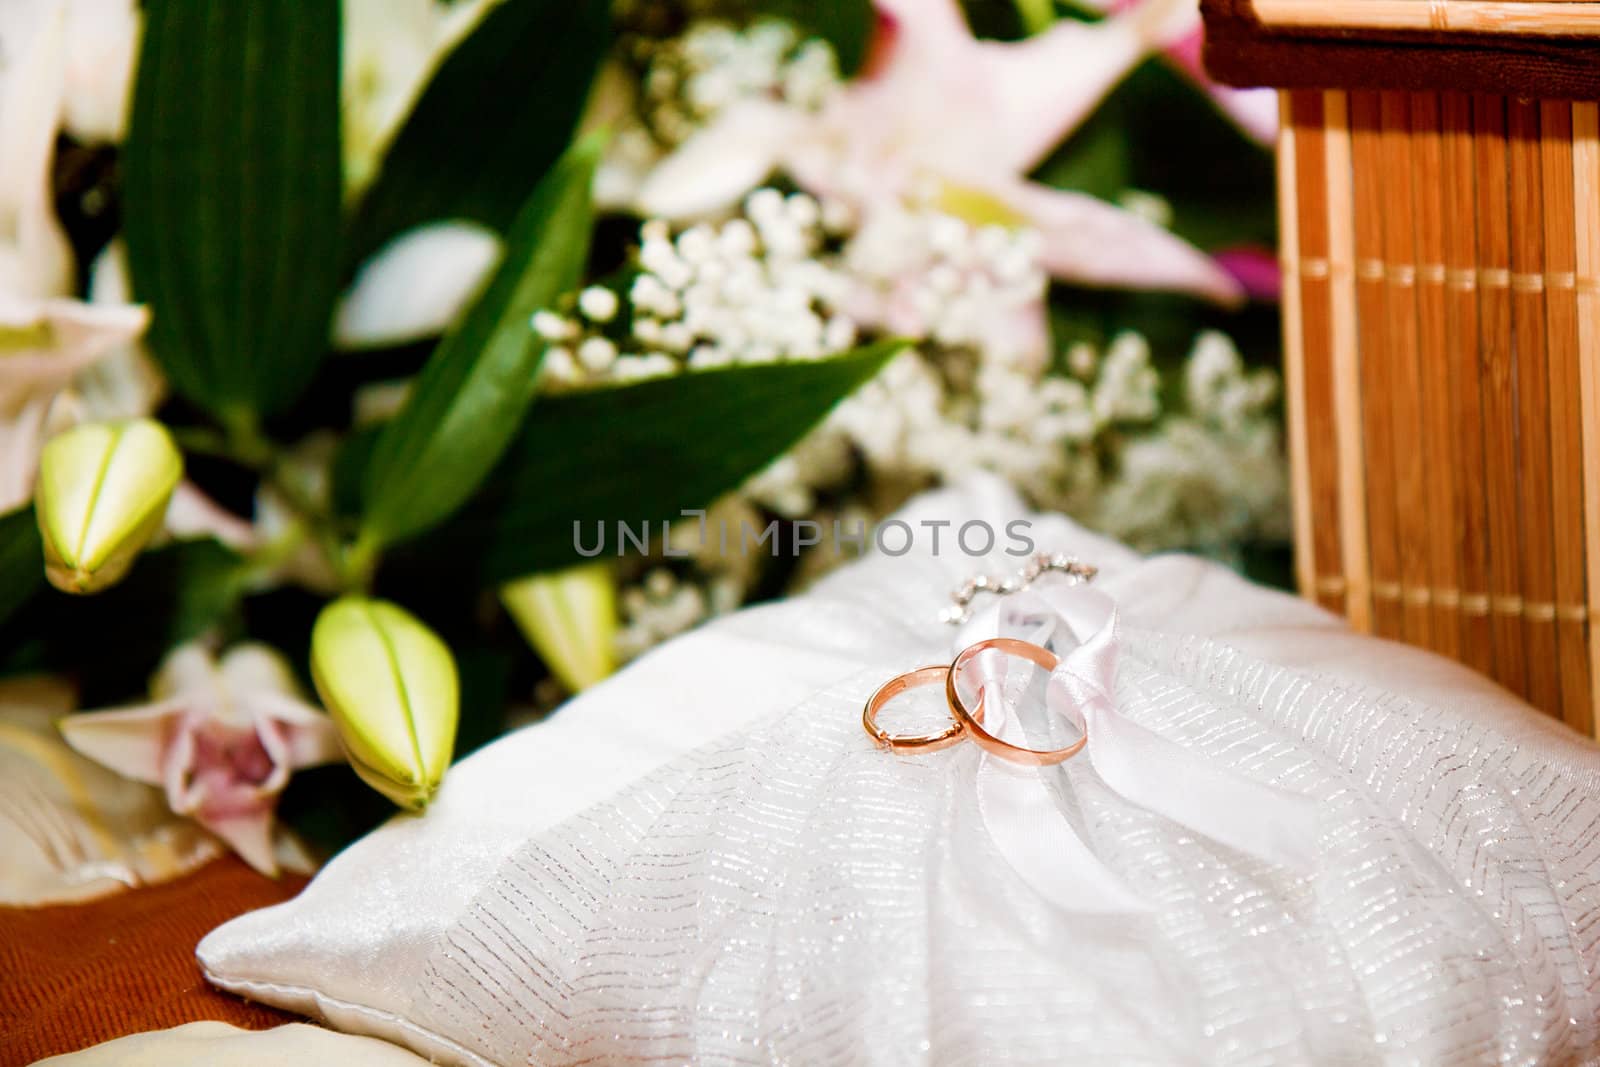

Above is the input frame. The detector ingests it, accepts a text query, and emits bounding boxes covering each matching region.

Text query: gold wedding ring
[863,638,1088,765]
[945,638,1087,766]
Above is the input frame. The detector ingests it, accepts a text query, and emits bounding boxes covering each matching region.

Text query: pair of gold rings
[862,637,1087,766]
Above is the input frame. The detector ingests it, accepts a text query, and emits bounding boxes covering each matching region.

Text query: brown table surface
[1,856,306,1066]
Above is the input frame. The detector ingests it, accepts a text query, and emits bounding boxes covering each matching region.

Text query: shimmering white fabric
[954,582,1321,914]
[201,477,1600,1065]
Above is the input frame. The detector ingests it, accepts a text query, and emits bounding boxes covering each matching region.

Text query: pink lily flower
[1212,244,1281,301]
[636,0,1241,304]
[1080,0,1277,146]
[59,643,343,875]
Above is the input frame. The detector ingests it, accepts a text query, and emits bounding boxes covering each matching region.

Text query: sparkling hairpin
[939,551,1097,624]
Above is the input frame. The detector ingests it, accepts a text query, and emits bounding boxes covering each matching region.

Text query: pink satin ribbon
[950,576,1319,913]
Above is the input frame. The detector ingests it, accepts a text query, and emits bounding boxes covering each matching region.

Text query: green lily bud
[310,596,458,811]
[500,563,617,693]
[35,418,182,594]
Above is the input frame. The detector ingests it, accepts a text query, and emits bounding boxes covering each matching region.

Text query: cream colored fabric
[0,676,222,906]
[32,1021,432,1066]
[200,477,1587,1065]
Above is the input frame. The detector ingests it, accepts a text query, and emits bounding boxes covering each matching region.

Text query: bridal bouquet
[0,0,1283,867]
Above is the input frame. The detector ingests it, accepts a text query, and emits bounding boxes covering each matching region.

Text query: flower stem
[338,532,381,594]
[219,407,273,468]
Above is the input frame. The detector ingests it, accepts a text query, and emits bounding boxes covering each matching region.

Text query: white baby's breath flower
[577,337,618,373]
[1116,188,1174,228]
[577,286,619,323]
[540,345,579,387]
[531,309,577,342]
[843,203,1049,368]
[547,187,860,392]
[1066,341,1098,379]
[1092,332,1160,423]
[1183,329,1278,432]
[616,567,711,661]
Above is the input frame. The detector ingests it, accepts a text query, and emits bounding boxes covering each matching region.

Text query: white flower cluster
[738,204,1062,516]
[1183,328,1280,431]
[741,322,1281,554]
[534,188,858,391]
[807,331,1165,514]
[842,206,1049,366]
[615,566,741,661]
[597,17,840,210]
[1078,331,1289,555]
[637,19,838,146]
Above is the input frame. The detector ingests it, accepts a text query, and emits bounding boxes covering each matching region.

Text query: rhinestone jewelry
[939,551,1097,624]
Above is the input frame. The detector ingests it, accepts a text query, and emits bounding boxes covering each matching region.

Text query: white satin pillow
[199,477,1556,1064]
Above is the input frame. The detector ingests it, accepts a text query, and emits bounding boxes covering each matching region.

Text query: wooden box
[1201,0,1600,736]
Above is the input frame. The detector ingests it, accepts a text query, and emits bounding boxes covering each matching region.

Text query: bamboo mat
[1280,89,1600,735]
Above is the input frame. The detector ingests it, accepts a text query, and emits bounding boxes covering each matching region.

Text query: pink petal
[1199,82,1279,147]
[217,644,343,769]
[835,0,1189,189]
[871,0,972,48]
[249,693,343,770]
[0,296,150,412]
[996,178,1243,305]
[865,0,974,88]
[57,699,185,787]
[200,809,279,877]
[164,714,202,814]
[974,14,1153,174]
[164,481,258,549]
[634,99,799,220]
[0,397,49,513]
[216,643,301,699]
[151,643,226,704]
[242,715,293,797]
[1213,245,1282,301]
[78,241,167,421]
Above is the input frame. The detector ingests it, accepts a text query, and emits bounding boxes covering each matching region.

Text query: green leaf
[346,0,611,265]
[432,341,905,582]
[359,137,602,548]
[331,427,381,521]
[0,505,43,627]
[122,0,343,419]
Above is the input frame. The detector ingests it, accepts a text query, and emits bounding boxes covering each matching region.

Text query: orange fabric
[0,856,307,1066]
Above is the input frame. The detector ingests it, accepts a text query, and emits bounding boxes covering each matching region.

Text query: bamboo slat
[1379,92,1434,649]
[1573,101,1600,730]
[1325,91,1372,632]
[1472,94,1529,695]
[1441,91,1496,679]
[1253,0,1600,36]
[1273,84,1599,731]
[1539,100,1591,729]
[1351,92,1404,639]
[1508,99,1561,716]
[1278,94,1318,605]
[1408,93,1463,660]
[1288,91,1347,615]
